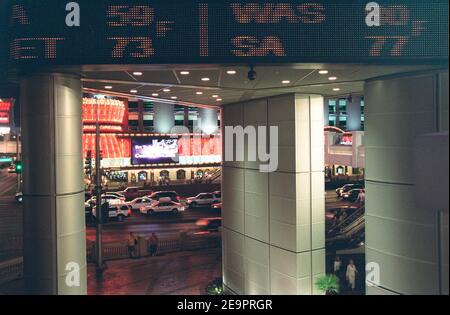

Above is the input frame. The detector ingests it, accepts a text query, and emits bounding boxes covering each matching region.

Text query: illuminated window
[339,116,347,130]
[338,99,347,114]
[328,115,336,127]
[328,100,336,114]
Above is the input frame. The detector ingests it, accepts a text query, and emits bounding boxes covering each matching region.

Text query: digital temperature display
[2,0,448,68]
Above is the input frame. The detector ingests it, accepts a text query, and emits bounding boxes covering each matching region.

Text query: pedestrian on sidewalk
[346,259,358,292]
[355,189,365,207]
[148,233,159,256]
[127,232,137,258]
[333,256,342,275]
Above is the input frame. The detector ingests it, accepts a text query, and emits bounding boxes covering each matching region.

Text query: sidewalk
[0,248,222,295]
[88,248,222,295]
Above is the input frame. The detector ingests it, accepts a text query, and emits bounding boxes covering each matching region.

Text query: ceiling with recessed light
[81,64,444,107]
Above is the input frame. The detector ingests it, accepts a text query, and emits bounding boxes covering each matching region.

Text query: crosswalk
[0,195,22,235]
[0,171,18,196]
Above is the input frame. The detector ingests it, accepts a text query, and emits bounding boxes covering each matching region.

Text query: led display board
[132,137,179,165]
[2,0,448,68]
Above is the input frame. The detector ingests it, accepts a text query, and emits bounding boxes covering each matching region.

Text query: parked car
[86,194,125,206]
[105,192,126,200]
[128,196,155,211]
[196,217,222,232]
[148,191,181,202]
[7,164,16,173]
[186,191,221,208]
[341,188,364,202]
[118,187,152,201]
[92,204,132,222]
[140,198,185,215]
[336,183,364,197]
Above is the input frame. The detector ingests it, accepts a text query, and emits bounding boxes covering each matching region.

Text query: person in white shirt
[346,259,358,291]
[356,189,365,206]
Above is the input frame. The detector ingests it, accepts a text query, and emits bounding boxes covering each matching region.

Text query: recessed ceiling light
[196,91,203,95]
[212,95,219,98]
[171,96,178,100]
[226,70,237,75]
[180,71,190,75]
[163,88,171,92]
[328,76,338,81]
[318,70,329,75]
[216,99,222,102]
[104,86,113,89]
[282,80,291,84]
[152,93,159,97]
[333,88,341,91]
[130,89,138,93]
[132,72,143,76]
[201,77,210,81]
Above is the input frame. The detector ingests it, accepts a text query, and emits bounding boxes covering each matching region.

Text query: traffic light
[84,150,92,176]
[99,150,103,161]
[14,161,22,174]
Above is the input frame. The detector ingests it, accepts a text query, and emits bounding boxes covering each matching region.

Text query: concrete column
[222,93,325,295]
[153,102,174,133]
[346,96,363,131]
[21,73,86,295]
[364,70,449,295]
[137,100,144,132]
[198,108,218,134]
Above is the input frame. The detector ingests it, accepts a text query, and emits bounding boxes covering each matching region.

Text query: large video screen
[132,138,179,165]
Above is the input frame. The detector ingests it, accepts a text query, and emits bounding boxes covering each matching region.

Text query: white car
[186,191,221,208]
[92,204,131,222]
[105,192,126,200]
[87,194,125,206]
[140,198,185,215]
[128,197,155,211]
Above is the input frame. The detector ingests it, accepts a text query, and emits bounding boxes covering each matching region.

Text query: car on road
[196,217,222,232]
[336,183,364,197]
[148,191,181,202]
[7,165,16,173]
[118,187,152,201]
[139,198,185,215]
[86,194,125,206]
[341,188,364,202]
[92,204,132,222]
[211,202,222,211]
[128,196,155,211]
[186,191,221,208]
[105,192,126,200]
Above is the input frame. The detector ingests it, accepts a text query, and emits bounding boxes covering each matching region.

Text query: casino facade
[0,0,448,296]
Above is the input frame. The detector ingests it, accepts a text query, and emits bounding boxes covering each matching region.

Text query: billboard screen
[132,138,179,165]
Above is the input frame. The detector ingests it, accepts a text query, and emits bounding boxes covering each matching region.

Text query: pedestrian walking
[148,233,159,257]
[333,256,342,275]
[355,189,365,206]
[346,259,358,292]
[127,232,137,258]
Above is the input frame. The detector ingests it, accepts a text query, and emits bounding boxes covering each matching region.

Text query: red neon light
[82,98,126,125]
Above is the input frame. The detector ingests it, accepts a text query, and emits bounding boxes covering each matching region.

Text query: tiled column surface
[222,93,325,295]
[153,102,175,133]
[365,70,449,295]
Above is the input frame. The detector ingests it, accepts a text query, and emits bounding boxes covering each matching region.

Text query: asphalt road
[85,207,221,242]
